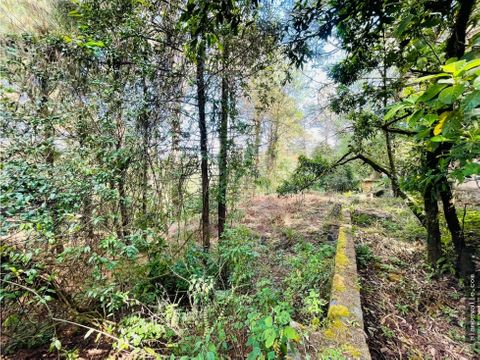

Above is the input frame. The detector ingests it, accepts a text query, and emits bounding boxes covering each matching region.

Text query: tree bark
[437,0,476,274]
[141,81,149,219]
[40,76,63,254]
[423,183,442,265]
[254,112,261,179]
[218,41,229,239]
[197,41,210,251]
[445,0,475,59]
[381,32,400,197]
[266,119,279,176]
[439,181,474,275]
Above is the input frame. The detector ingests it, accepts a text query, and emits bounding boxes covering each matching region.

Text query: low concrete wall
[321,209,371,359]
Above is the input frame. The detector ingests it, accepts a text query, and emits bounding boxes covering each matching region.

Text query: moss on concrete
[328,304,350,319]
[333,274,346,292]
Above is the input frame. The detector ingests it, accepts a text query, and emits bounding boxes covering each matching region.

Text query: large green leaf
[283,326,300,341]
[441,59,466,74]
[384,103,407,120]
[417,84,448,103]
[474,76,480,90]
[264,328,276,348]
[462,162,480,177]
[438,84,465,105]
[462,91,480,112]
[394,14,413,37]
[412,73,449,83]
[463,59,480,72]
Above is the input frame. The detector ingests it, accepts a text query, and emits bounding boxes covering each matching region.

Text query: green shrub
[356,244,375,268]
[246,302,300,359]
[218,226,259,286]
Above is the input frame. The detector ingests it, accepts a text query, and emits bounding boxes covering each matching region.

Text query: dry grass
[0,0,59,35]
[354,197,475,360]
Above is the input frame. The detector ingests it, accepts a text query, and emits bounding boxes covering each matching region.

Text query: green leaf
[417,84,448,103]
[473,76,480,90]
[384,103,407,121]
[264,316,273,327]
[394,14,413,37]
[430,135,450,142]
[462,162,480,177]
[462,91,480,112]
[407,109,423,125]
[85,40,105,48]
[438,84,465,104]
[413,73,449,83]
[264,328,276,348]
[441,60,466,73]
[463,59,480,72]
[68,9,81,17]
[52,339,62,351]
[283,326,300,341]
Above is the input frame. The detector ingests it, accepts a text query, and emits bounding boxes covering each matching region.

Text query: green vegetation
[0,0,478,358]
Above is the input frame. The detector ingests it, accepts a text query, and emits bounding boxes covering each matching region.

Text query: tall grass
[0,0,59,35]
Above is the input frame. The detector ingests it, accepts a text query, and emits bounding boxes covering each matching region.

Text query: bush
[218,226,259,287]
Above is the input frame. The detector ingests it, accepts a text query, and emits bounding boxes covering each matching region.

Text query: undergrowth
[1,223,335,359]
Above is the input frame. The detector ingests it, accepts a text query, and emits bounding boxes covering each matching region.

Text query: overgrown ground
[3,193,478,359]
[2,194,339,359]
[352,196,476,360]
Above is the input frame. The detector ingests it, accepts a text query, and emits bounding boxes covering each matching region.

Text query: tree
[283,0,480,271]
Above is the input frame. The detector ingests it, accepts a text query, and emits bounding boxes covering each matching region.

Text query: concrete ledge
[320,208,371,359]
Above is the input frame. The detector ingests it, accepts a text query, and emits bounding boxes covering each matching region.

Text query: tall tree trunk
[141,81,149,219]
[439,181,474,275]
[384,130,400,196]
[445,0,475,60]
[424,184,442,265]
[218,42,229,239]
[78,121,94,240]
[381,31,400,197]
[266,120,279,176]
[115,125,130,240]
[254,112,261,179]
[197,41,210,251]
[423,151,442,266]
[118,171,129,239]
[40,77,63,254]
[437,0,476,275]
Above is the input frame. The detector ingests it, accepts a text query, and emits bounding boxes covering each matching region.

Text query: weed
[356,244,374,268]
[395,303,409,316]
[381,325,395,339]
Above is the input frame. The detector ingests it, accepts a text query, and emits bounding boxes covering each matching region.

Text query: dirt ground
[353,197,476,360]
[239,193,339,293]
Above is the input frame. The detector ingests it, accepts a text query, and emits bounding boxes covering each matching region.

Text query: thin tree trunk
[141,82,149,218]
[439,174,473,275]
[266,120,279,176]
[381,31,400,197]
[424,184,442,265]
[40,77,63,254]
[423,151,442,266]
[218,41,229,239]
[118,166,129,239]
[197,41,210,251]
[384,130,400,196]
[254,112,261,179]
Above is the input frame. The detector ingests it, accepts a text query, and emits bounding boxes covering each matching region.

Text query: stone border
[321,208,371,359]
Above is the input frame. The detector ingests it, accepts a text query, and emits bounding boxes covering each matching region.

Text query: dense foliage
[0,0,478,358]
